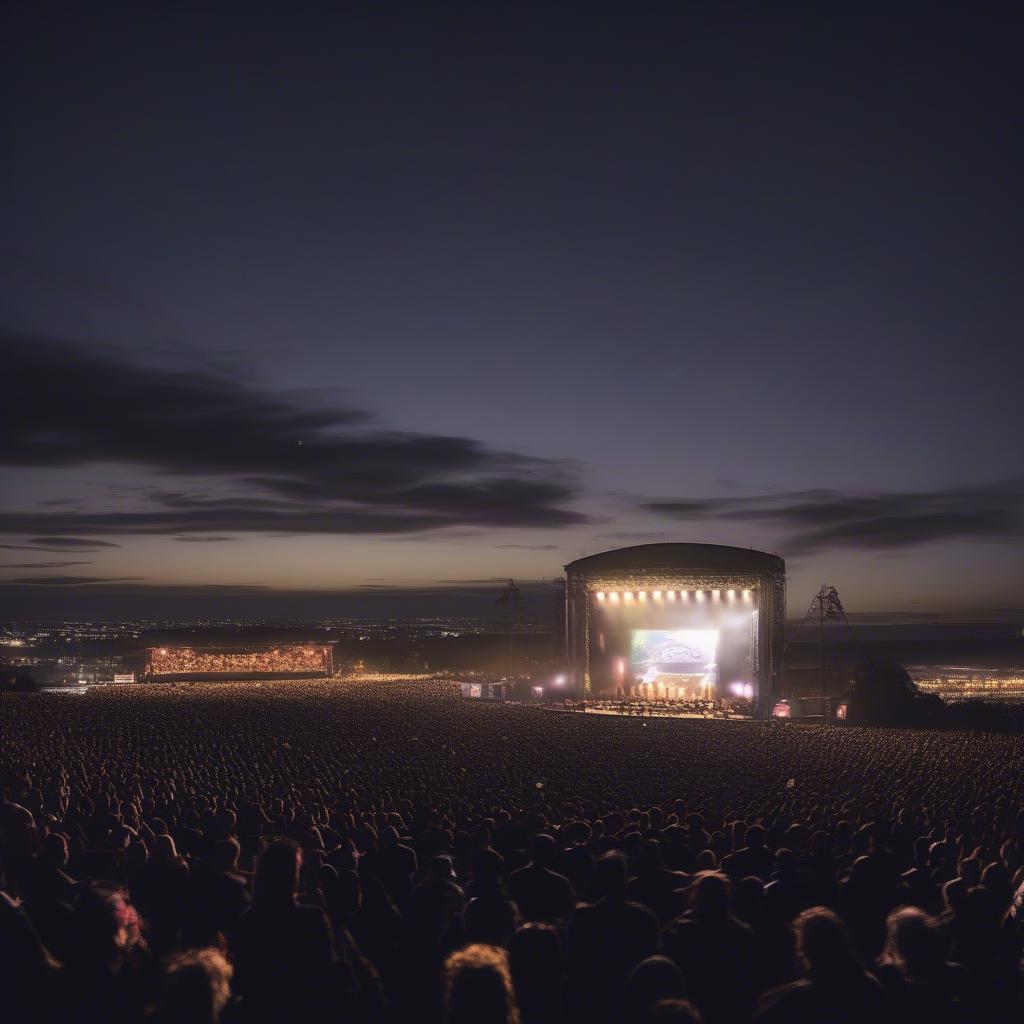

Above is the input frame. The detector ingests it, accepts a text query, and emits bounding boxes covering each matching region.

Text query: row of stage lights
[595,588,752,604]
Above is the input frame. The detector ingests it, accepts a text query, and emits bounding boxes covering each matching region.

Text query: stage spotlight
[727,589,736,600]
[596,591,605,601]
[624,591,634,602]
[680,590,689,601]
[653,590,662,600]
[638,591,647,601]
[610,592,620,604]
[742,589,752,601]
[667,590,676,601]
[554,674,566,686]
[695,590,705,602]
[712,589,721,601]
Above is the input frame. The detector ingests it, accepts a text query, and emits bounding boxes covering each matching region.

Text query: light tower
[497,579,522,672]
[790,585,852,693]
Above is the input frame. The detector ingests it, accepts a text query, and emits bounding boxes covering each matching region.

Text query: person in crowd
[507,834,576,925]
[874,906,969,1023]
[443,943,520,1024]
[622,955,686,1023]
[662,871,757,1024]
[566,852,660,1023]
[147,947,234,1024]
[754,907,888,1023]
[230,839,335,1020]
[509,922,563,1024]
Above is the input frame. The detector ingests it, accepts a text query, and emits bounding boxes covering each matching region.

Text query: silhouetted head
[40,831,69,868]
[153,948,233,1024]
[795,907,860,982]
[152,833,179,861]
[624,956,685,1020]
[68,884,142,965]
[746,825,766,849]
[510,923,562,1004]
[774,848,796,876]
[694,849,717,871]
[212,837,240,873]
[639,839,665,872]
[255,839,300,908]
[443,943,520,1024]
[882,907,945,981]
[594,852,629,902]
[427,854,458,884]
[691,871,729,918]
[529,834,556,869]
[470,846,505,887]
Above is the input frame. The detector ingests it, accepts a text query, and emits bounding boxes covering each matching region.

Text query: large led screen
[630,629,719,688]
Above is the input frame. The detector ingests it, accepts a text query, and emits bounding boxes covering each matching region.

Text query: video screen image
[630,629,719,691]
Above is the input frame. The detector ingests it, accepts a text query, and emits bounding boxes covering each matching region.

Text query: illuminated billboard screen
[630,629,719,690]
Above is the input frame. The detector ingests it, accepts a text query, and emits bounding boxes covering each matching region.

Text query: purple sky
[2,6,1022,619]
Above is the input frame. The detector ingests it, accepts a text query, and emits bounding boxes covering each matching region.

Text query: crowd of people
[146,647,332,678]
[577,698,740,720]
[2,676,1024,1023]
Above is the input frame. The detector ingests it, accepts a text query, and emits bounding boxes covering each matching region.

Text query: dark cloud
[170,535,236,543]
[0,561,92,569]
[642,479,1024,552]
[494,543,560,550]
[0,331,587,536]
[0,537,122,552]
[5,575,146,586]
[0,578,558,619]
[597,531,670,542]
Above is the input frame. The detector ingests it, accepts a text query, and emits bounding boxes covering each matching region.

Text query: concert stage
[564,544,786,719]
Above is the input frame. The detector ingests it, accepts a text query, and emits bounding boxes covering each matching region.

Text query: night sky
[3,5,1022,620]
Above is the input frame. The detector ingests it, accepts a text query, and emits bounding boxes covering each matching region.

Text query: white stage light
[596,591,605,601]
[638,591,647,601]
[695,590,704,602]
[653,590,662,600]
[727,589,736,600]
[610,592,620,603]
